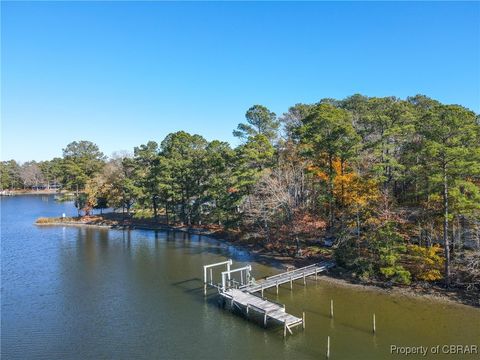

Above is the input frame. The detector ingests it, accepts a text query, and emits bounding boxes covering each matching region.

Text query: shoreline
[35,216,479,309]
[1,189,66,196]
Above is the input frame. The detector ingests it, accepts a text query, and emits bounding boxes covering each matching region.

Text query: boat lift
[203,259,254,294]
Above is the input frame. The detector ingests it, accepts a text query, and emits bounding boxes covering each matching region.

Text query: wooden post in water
[330,299,334,318]
[373,313,376,334]
[326,336,330,359]
[209,268,213,285]
[246,304,249,315]
[290,276,293,290]
[263,312,267,327]
[302,311,305,329]
[276,281,279,295]
[261,286,264,298]
[283,320,287,338]
[303,272,306,286]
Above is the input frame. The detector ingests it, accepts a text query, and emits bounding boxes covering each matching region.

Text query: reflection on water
[1,195,479,359]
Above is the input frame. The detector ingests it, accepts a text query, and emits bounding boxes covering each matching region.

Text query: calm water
[1,195,479,359]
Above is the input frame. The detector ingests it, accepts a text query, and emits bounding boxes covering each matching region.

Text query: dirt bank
[35,213,479,308]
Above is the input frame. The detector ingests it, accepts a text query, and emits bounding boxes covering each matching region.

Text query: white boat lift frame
[203,259,232,295]
[221,265,251,292]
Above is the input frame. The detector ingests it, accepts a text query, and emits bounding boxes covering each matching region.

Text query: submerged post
[302,311,305,329]
[326,336,330,359]
[203,266,207,295]
[373,313,376,334]
[283,320,287,338]
[330,299,334,318]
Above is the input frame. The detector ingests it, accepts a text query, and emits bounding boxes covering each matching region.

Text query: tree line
[2,94,479,292]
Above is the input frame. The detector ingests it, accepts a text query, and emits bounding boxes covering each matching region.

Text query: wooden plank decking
[221,288,303,327]
[241,261,333,294]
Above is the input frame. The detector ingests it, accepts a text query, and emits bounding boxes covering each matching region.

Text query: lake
[1,195,479,359]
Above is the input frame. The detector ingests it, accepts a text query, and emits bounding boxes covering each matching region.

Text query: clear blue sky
[2,1,479,162]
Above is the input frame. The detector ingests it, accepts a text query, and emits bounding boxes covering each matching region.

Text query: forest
[2,94,479,294]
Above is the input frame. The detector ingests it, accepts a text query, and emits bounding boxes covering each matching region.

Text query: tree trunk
[443,161,451,287]
[328,154,334,228]
[76,184,80,217]
[165,203,169,225]
[340,159,345,208]
[356,211,360,241]
[152,196,158,220]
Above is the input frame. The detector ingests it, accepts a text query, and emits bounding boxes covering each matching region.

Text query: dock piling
[326,336,330,359]
[373,313,376,334]
[330,299,334,318]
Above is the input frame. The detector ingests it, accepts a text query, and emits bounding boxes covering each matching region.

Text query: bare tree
[19,162,44,189]
[241,157,320,251]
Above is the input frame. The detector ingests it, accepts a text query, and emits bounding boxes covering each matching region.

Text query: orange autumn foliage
[308,159,380,209]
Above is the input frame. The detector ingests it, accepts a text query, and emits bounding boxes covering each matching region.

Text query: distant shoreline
[35,214,479,309]
[1,189,65,196]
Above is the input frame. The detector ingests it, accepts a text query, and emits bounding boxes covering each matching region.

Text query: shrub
[407,244,444,281]
[380,265,412,285]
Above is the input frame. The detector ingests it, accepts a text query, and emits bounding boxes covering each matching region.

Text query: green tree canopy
[61,140,105,192]
[233,104,279,143]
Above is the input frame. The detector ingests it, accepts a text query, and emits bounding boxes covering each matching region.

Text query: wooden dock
[242,262,332,296]
[203,259,334,336]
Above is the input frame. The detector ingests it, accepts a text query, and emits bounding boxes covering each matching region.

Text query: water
[1,195,479,359]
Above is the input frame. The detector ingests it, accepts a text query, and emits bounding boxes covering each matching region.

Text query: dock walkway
[242,262,333,295]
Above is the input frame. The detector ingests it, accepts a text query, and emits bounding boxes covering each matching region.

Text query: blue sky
[2,1,479,162]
